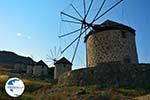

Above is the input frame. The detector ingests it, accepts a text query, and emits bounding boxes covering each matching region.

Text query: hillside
[1,76,150,100]
[34,85,150,100]
[0,51,149,100]
[0,51,35,66]
[0,68,150,100]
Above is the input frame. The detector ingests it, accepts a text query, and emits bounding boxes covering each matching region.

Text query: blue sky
[0,0,149,69]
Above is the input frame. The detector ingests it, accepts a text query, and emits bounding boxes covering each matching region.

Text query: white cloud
[16,33,32,40]
[27,36,31,39]
[17,33,22,37]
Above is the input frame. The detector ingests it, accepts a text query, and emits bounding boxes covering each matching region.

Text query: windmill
[59,0,123,66]
[46,46,62,67]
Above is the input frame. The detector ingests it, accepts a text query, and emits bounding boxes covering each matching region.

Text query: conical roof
[36,60,48,67]
[85,20,135,42]
[54,57,72,65]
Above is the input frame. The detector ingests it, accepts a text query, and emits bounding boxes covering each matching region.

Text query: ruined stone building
[54,57,72,79]
[26,64,34,76]
[15,60,48,77]
[14,63,26,73]
[32,60,48,77]
[85,20,139,67]
[14,61,34,74]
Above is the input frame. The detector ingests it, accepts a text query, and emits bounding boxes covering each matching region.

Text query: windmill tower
[84,20,139,67]
[54,57,72,79]
[59,0,134,67]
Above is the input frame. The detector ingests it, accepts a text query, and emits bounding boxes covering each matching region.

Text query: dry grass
[0,75,9,81]
[32,85,150,100]
[0,70,149,100]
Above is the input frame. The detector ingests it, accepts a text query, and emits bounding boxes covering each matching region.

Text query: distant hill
[0,51,35,65]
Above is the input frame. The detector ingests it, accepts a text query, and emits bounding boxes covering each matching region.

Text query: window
[121,31,126,38]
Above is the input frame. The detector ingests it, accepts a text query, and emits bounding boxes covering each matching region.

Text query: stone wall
[14,63,26,73]
[86,29,138,67]
[26,65,33,76]
[33,65,48,77]
[58,63,150,88]
[54,64,71,79]
[14,63,49,77]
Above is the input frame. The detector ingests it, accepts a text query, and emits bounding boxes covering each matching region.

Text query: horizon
[0,0,150,69]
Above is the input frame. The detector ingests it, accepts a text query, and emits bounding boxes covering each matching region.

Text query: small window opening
[121,31,126,38]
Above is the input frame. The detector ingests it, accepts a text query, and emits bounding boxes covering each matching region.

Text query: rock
[134,94,150,100]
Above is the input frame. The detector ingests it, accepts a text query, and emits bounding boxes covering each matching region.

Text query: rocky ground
[0,68,150,100]
[33,85,150,100]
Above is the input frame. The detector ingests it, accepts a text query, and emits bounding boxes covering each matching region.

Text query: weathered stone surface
[85,20,138,67]
[33,65,48,77]
[26,65,33,76]
[14,63,26,73]
[58,63,150,88]
[54,57,72,79]
[14,60,49,77]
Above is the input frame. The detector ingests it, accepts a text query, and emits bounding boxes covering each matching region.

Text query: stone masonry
[58,63,150,88]
[54,57,72,79]
[85,20,138,67]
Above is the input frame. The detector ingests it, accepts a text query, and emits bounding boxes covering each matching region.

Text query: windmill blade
[45,60,53,63]
[61,12,82,22]
[57,53,62,60]
[46,54,53,60]
[59,28,81,38]
[56,46,61,59]
[84,25,87,35]
[91,0,106,23]
[62,19,82,24]
[94,0,123,22]
[45,57,54,66]
[46,46,62,65]
[83,0,86,16]
[50,49,54,59]
[54,46,56,58]
[71,24,83,63]
[71,34,81,63]
[46,58,54,65]
[85,0,94,19]
[71,4,83,20]
[59,26,86,38]
[61,27,89,54]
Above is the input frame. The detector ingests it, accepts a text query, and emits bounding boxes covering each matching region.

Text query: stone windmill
[59,0,138,67]
[84,20,138,67]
